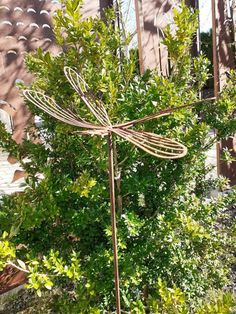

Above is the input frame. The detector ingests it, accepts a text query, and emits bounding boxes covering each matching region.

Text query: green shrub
[131,281,236,313]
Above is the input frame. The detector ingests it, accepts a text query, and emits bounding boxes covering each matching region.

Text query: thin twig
[6,261,30,274]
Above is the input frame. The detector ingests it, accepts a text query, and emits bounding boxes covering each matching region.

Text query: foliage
[0,232,15,270]
[200,30,213,89]
[130,281,236,314]
[0,1,236,312]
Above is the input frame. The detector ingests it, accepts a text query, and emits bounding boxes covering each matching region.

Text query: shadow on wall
[0,0,60,144]
[217,0,235,81]
[99,0,113,19]
[217,1,236,185]
[138,0,175,75]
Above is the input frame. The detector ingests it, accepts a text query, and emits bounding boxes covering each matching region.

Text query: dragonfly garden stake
[23,67,207,314]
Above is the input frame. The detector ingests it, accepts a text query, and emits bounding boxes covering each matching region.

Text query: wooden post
[212,0,236,183]
[211,0,220,98]
[211,0,221,177]
[134,0,145,74]
[134,0,173,75]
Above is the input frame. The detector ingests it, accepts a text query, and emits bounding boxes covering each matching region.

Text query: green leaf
[2,231,8,240]
[17,259,26,270]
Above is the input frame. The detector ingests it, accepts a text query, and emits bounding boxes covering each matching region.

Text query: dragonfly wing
[64,67,111,126]
[113,128,187,159]
[23,90,101,130]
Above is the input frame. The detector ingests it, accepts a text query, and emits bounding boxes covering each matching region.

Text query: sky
[199,0,212,33]
[121,0,137,48]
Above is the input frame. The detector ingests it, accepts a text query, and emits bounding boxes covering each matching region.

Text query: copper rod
[134,0,145,74]
[116,97,216,128]
[107,131,121,314]
[211,0,219,97]
[211,0,221,176]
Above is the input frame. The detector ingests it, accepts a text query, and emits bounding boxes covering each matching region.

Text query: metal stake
[108,131,121,314]
[211,0,219,97]
[211,0,221,176]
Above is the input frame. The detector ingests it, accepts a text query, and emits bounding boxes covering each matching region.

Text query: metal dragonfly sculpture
[23,66,202,313]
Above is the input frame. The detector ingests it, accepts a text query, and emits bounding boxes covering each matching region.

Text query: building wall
[0,0,111,144]
[135,0,173,75]
[215,0,236,184]
[134,0,199,75]
[216,0,235,88]
[0,0,60,143]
